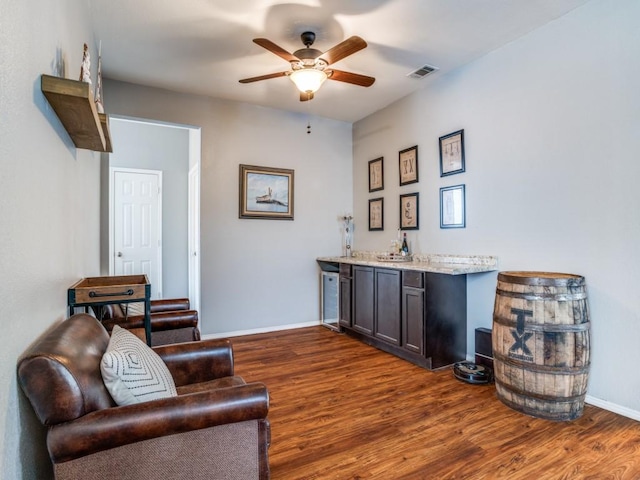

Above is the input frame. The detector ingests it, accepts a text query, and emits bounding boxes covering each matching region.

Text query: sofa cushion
[101,325,177,406]
[121,302,145,316]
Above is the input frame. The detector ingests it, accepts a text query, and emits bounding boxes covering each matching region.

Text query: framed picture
[440,184,466,228]
[239,164,294,220]
[399,145,419,186]
[368,157,384,192]
[369,197,384,231]
[439,129,465,177]
[399,192,419,230]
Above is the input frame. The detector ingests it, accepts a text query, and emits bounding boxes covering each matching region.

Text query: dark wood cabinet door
[339,277,352,327]
[374,268,401,345]
[353,266,374,335]
[402,287,425,355]
[425,272,467,368]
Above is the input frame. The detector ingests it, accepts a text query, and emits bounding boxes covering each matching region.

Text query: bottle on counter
[401,232,410,256]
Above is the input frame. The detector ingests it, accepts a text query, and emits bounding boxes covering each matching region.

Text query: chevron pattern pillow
[101,325,177,406]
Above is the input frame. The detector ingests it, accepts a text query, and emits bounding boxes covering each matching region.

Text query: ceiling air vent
[407,64,439,79]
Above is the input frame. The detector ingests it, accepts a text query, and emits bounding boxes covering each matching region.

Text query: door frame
[108,116,201,309]
[188,146,201,315]
[109,167,164,298]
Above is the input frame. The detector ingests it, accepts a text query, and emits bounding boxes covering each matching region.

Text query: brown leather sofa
[96,298,201,346]
[17,314,270,480]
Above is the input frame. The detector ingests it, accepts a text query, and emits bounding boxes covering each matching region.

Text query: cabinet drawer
[69,275,149,304]
[402,270,423,288]
[340,263,352,277]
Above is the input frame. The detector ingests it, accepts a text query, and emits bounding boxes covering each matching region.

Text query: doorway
[108,116,201,306]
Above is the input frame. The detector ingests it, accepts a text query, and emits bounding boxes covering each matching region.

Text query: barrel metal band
[494,395,581,421]
[496,288,587,301]
[495,378,588,403]
[493,316,590,332]
[494,352,591,374]
[497,273,585,287]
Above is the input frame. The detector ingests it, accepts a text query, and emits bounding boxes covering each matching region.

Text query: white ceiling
[86,0,591,123]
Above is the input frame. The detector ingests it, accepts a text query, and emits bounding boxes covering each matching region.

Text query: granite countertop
[317,252,498,275]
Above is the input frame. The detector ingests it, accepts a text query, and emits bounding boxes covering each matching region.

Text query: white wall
[109,118,190,299]
[0,1,102,478]
[353,0,640,415]
[104,80,354,335]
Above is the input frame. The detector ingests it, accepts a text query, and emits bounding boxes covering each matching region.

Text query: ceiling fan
[239,31,375,101]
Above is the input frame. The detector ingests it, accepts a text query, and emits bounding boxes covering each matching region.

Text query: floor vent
[407,64,439,79]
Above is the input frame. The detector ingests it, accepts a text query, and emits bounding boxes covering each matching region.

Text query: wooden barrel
[492,271,590,421]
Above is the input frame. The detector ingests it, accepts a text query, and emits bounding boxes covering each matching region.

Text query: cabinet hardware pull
[89,289,134,298]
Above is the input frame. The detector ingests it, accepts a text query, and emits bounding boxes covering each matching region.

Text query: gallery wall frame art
[399,192,419,230]
[399,145,419,186]
[369,157,384,192]
[369,197,384,231]
[439,129,465,177]
[440,184,466,228]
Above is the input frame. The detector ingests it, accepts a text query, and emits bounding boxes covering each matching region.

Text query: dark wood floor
[231,326,640,480]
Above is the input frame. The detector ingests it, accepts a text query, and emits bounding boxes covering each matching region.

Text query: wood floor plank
[231,327,640,479]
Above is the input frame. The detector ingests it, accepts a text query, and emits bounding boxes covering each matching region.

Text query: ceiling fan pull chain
[306,91,312,134]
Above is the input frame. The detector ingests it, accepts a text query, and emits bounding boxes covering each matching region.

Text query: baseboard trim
[585,395,640,421]
[201,320,321,340]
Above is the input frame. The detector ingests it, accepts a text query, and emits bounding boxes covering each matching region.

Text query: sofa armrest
[101,310,199,332]
[150,298,190,313]
[47,382,268,463]
[154,338,234,385]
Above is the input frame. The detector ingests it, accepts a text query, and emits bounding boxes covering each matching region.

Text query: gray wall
[104,79,354,336]
[353,0,640,417]
[108,118,190,299]
[0,1,102,478]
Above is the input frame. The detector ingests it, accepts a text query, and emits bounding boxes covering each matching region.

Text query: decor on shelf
[399,145,419,186]
[400,192,419,230]
[239,164,294,220]
[368,157,384,192]
[342,214,354,256]
[94,41,105,114]
[239,31,375,101]
[439,129,465,177]
[79,43,92,84]
[369,197,384,231]
[440,184,466,228]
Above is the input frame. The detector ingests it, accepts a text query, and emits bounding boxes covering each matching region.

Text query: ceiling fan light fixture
[289,68,328,94]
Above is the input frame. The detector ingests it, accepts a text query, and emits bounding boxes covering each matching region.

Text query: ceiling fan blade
[239,71,289,84]
[299,91,315,102]
[320,36,367,65]
[328,69,375,87]
[253,38,299,63]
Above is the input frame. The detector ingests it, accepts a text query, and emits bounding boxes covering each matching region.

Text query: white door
[110,168,163,299]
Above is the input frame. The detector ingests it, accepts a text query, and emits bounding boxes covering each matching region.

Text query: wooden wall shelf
[41,74,112,152]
